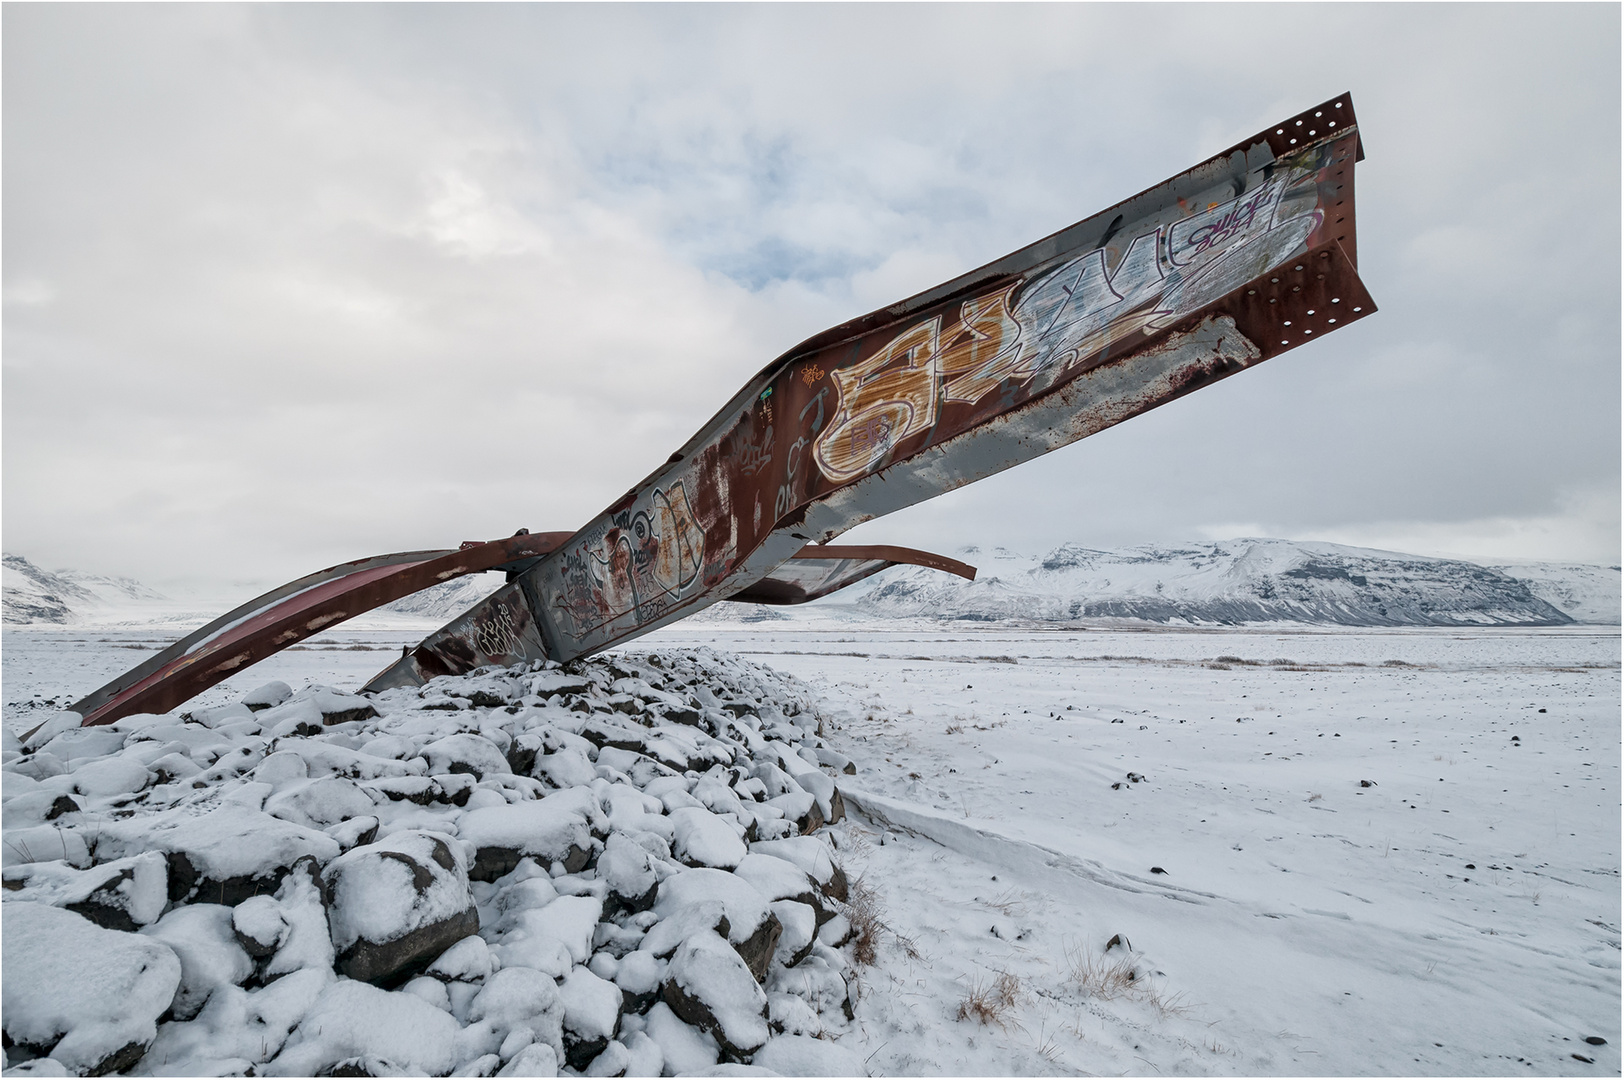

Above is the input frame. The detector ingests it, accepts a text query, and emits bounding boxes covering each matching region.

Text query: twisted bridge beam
[66,93,1374,724]
[366,92,1374,690]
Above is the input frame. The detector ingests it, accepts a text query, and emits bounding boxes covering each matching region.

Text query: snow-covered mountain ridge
[854,538,1620,626]
[5,540,1618,629]
[2,554,165,626]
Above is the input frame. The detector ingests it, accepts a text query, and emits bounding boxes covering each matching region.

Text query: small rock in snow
[232,894,287,958]
[242,681,294,712]
[427,934,496,982]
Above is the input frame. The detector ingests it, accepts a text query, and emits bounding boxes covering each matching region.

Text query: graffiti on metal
[453,93,1375,673]
[63,94,1375,723]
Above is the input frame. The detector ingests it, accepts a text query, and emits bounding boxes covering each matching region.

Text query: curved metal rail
[68,533,573,727]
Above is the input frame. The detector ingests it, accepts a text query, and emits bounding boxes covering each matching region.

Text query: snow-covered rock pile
[1,650,869,1077]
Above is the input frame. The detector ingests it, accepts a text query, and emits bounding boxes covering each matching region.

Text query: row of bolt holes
[1245,260,1364,345]
[1278,101,1343,146]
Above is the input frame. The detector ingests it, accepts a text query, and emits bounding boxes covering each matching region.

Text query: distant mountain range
[4,540,1619,629]
[379,573,506,620]
[851,539,1620,627]
[2,553,167,625]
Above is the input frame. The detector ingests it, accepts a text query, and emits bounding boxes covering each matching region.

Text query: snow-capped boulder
[263,775,377,828]
[558,966,622,1069]
[1,902,182,1076]
[321,830,478,986]
[670,806,748,870]
[421,732,513,780]
[20,712,84,753]
[732,853,826,916]
[241,681,293,712]
[598,831,659,911]
[621,1030,665,1076]
[257,686,379,737]
[426,933,495,983]
[258,858,337,980]
[655,868,782,983]
[183,702,255,729]
[489,893,602,975]
[468,966,566,1062]
[67,756,150,799]
[496,1041,560,1077]
[530,671,593,698]
[661,929,770,1058]
[1,789,83,830]
[749,838,847,903]
[231,894,285,958]
[2,850,168,931]
[36,727,126,768]
[100,804,341,906]
[644,1001,720,1073]
[769,900,818,969]
[459,794,599,882]
[263,977,462,1076]
[2,824,91,869]
[139,904,255,1020]
[613,949,665,1015]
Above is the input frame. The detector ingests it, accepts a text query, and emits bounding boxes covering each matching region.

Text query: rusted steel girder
[365,93,1376,690]
[68,533,574,727]
[64,539,966,728]
[733,545,976,606]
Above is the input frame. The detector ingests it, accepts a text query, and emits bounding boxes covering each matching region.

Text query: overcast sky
[4,4,1619,596]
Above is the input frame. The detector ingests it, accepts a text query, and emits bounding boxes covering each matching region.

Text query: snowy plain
[3,605,1619,1076]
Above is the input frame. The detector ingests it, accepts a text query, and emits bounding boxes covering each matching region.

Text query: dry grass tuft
[842,874,883,966]
[837,871,921,965]
[1066,941,1191,1017]
[957,971,1022,1027]
[1068,943,1142,1000]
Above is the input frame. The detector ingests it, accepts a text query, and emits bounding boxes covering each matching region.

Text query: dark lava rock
[733,910,784,984]
[660,930,769,1059]
[321,831,479,987]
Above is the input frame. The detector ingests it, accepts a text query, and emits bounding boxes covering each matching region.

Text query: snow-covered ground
[637,620,1622,1074]
[4,614,1618,1075]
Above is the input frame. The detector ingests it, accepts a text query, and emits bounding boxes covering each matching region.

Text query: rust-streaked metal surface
[69,95,1375,719]
[359,542,976,691]
[377,93,1374,685]
[70,533,572,727]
